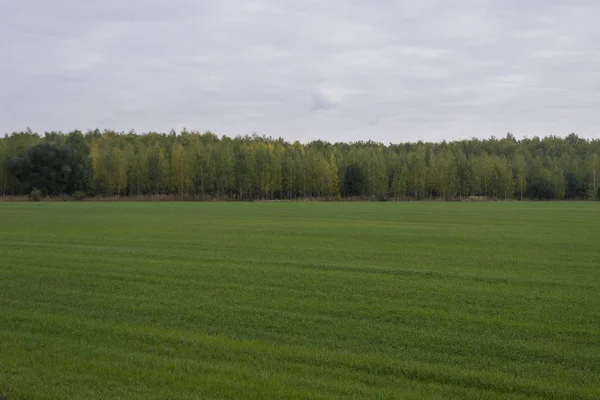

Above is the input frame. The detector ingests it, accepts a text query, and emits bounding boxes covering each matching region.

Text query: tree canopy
[1,129,599,200]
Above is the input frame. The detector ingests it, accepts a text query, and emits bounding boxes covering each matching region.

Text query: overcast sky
[2,1,600,143]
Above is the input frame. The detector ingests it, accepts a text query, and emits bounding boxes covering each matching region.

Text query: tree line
[0,129,599,200]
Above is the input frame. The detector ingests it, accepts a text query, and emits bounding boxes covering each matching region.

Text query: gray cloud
[310,92,337,112]
[2,0,600,142]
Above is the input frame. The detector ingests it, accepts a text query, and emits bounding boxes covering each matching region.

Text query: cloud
[310,91,337,112]
[310,87,354,112]
[1,0,600,142]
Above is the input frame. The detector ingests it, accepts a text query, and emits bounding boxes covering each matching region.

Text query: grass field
[1,202,599,399]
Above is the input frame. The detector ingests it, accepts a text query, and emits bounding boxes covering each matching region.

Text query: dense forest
[0,129,598,200]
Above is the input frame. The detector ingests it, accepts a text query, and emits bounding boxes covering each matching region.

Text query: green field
[1,202,599,399]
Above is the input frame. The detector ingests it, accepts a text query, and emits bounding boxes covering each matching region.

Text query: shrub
[375,192,389,202]
[29,188,43,202]
[73,191,86,201]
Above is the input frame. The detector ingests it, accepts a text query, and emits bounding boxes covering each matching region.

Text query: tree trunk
[520,179,523,201]
[593,157,597,200]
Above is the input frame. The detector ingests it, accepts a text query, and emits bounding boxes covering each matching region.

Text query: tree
[7,156,31,194]
[90,139,104,194]
[343,164,362,197]
[589,153,599,200]
[513,152,528,200]
[407,149,426,199]
[3,131,42,195]
[389,154,408,200]
[111,146,128,196]
[147,144,169,195]
[528,157,554,199]
[550,157,566,200]
[498,156,514,199]
[234,140,255,199]
[171,142,193,197]
[328,153,339,197]
[125,141,145,196]
[193,137,217,197]
[0,140,8,196]
[2,128,600,202]
[214,139,235,198]
[12,142,74,196]
[65,131,93,194]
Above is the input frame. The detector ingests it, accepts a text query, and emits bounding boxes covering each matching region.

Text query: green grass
[0,202,599,399]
